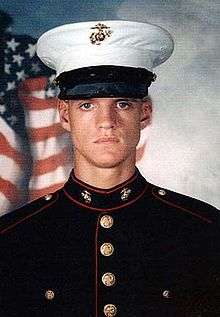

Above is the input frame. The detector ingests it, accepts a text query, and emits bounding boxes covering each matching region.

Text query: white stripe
[29,165,71,190]
[31,90,46,99]
[31,133,71,160]
[0,155,23,183]
[0,193,12,216]
[0,117,22,151]
[25,108,60,128]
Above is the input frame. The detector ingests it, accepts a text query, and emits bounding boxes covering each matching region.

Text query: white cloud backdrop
[117,0,220,208]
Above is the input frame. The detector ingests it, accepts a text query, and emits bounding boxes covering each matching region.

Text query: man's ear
[140,98,152,130]
[57,100,71,132]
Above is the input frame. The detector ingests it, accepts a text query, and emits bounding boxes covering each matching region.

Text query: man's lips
[94,137,119,144]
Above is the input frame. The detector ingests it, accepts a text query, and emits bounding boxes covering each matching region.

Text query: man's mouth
[94,137,119,144]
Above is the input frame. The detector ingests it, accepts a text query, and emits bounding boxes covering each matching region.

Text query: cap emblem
[90,23,113,45]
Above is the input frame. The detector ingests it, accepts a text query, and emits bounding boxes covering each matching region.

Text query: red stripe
[29,183,64,201]
[0,177,20,204]
[18,76,47,94]
[18,77,57,110]
[20,94,57,110]
[27,124,66,141]
[0,133,24,166]
[32,149,72,176]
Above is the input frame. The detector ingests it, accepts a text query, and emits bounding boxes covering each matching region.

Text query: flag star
[46,88,57,98]
[0,104,6,115]
[31,62,41,73]
[6,81,16,91]
[25,43,36,57]
[0,91,5,97]
[13,54,24,66]
[7,115,18,126]
[16,70,26,81]
[6,26,12,33]
[4,64,11,74]
[7,38,20,51]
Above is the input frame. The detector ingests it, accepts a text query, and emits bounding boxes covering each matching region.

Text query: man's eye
[117,102,131,109]
[79,103,94,110]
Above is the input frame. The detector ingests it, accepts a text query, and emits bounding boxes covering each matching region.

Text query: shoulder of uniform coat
[151,185,219,225]
[0,191,60,235]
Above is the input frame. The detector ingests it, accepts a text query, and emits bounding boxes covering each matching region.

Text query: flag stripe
[32,147,72,176]
[0,193,12,216]
[0,117,22,150]
[0,134,24,166]
[0,177,20,205]
[25,108,60,128]
[27,123,66,141]
[29,165,70,190]
[20,94,57,110]
[0,155,23,181]
[19,76,47,91]
[30,134,71,160]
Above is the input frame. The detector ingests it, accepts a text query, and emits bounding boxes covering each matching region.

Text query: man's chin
[89,156,126,169]
[92,160,123,169]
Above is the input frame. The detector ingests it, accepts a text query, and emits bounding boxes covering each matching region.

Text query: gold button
[162,290,171,298]
[102,272,116,287]
[100,215,113,228]
[45,289,55,300]
[103,304,117,317]
[100,243,114,256]
[158,189,166,196]
[44,194,53,201]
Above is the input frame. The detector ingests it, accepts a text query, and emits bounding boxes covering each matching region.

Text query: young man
[0,21,219,317]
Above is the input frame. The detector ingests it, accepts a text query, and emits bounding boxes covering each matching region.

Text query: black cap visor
[56,66,155,100]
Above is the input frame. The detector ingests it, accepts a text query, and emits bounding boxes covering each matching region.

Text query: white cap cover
[36,20,174,78]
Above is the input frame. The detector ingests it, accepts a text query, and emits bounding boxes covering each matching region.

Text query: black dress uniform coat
[0,169,220,317]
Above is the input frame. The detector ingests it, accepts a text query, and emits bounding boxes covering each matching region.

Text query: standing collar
[63,168,148,212]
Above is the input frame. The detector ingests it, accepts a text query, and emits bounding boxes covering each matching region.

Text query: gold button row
[100,216,116,315]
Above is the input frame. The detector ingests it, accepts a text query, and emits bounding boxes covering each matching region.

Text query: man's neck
[73,159,136,189]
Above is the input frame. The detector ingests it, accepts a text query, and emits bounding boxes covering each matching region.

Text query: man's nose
[97,106,117,129]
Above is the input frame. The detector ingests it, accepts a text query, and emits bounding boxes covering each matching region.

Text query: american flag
[0,30,72,216]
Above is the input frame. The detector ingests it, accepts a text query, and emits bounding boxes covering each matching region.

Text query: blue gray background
[1,0,219,208]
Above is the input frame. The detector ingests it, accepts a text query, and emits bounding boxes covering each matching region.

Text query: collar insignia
[81,190,92,204]
[120,188,132,201]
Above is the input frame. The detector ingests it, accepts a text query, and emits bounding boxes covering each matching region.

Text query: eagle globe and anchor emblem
[90,23,113,45]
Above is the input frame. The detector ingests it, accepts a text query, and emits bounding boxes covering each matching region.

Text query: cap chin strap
[59,82,148,100]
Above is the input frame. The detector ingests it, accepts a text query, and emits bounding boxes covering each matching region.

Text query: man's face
[59,97,151,169]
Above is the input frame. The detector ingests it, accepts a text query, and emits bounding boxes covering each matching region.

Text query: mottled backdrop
[1,0,219,208]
